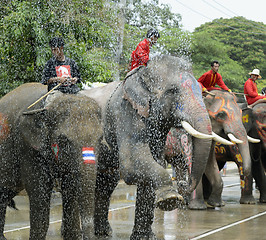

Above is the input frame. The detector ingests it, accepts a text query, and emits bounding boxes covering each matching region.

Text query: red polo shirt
[130,38,150,71]
[198,70,229,91]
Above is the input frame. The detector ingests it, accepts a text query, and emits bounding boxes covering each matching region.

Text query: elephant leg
[0,203,7,240]
[252,159,266,203]
[120,142,183,212]
[130,184,157,240]
[239,144,256,204]
[61,173,82,240]
[94,168,120,237]
[240,174,256,204]
[0,187,18,239]
[204,144,224,207]
[22,156,53,240]
[188,178,207,210]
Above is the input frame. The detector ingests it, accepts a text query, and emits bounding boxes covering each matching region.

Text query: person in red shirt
[130,28,160,71]
[244,69,266,105]
[198,61,231,93]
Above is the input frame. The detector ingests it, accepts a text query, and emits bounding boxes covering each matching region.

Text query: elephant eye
[167,87,179,95]
[215,111,227,120]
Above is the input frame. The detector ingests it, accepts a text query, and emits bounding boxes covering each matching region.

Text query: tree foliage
[0,1,265,96]
[192,17,266,91]
[0,0,118,96]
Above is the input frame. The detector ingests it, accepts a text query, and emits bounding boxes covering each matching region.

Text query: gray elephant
[172,90,253,209]
[86,55,218,240]
[0,83,102,240]
[241,101,266,203]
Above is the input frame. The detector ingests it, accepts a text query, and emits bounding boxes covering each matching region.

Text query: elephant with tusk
[168,90,254,209]
[84,55,214,239]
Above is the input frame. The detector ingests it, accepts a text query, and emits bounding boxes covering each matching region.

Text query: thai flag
[82,147,96,164]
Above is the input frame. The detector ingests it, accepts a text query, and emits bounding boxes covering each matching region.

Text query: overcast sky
[159,0,266,32]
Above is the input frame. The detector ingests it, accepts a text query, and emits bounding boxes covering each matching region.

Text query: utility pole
[113,0,126,81]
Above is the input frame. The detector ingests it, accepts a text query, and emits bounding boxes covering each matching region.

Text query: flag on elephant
[82,147,96,164]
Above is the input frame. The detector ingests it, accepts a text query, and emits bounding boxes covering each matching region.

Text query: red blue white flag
[82,147,96,164]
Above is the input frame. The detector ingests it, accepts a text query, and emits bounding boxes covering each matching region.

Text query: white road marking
[2,182,256,235]
[4,205,135,233]
[191,211,266,240]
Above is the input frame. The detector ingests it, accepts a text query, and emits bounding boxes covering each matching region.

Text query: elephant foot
[130,229,157,240]
[206,197,225,208]
[94,220,112,237]
[155,186,184,211]
[188,199,207,210]
[240,195,256,204]
[259,194,266,203]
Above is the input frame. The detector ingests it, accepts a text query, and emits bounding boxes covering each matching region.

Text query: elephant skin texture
[241,102,266,203]
[88,55,213,239]
[0,83,102,240]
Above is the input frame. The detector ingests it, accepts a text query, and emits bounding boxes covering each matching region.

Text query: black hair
[146,28,160,39]
[261,87,266,95]
[211,60,219,67]
[49,37,65,48]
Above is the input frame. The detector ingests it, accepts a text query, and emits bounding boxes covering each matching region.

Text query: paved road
[3,163,266,239]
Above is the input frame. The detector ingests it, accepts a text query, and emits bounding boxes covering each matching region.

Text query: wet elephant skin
[94,55,213,240]
[0,83,102,240]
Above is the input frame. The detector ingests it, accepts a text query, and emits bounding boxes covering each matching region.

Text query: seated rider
[244,69,266,105]
[198,60,231,93]
[41,37,82,106]
[130,28,160,71]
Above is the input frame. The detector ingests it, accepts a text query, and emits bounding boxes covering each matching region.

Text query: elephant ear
[123,68,151,118]
[20,109,48,150]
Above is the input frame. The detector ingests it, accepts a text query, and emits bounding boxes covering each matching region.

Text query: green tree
[193,17,266,90]
[0,0,118,96]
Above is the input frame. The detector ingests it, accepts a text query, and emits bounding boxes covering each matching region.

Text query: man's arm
[216,74,230,91]
[197,72,207,92]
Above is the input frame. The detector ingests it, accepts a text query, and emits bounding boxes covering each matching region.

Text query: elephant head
[242,102,266,167]
[204,90,251,176]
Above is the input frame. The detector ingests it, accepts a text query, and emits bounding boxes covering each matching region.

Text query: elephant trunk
[225,124,251,176]
[186,114,212,193]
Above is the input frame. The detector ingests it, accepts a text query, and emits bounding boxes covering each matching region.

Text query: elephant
[0,83,102,240]
[84,55,222,240]
[174,90,253,210]
[241,101,266,203]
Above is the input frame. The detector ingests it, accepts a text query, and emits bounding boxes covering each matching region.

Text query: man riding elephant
[198,60,231,93]
[129,28,160,71]
[244,69,266,106]
[41,37,82,107]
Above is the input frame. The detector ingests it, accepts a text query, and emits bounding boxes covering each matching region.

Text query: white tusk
[212,132,235,145]
[181,121,213,139]
[247,135,260,143]
[228,133,244,144]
